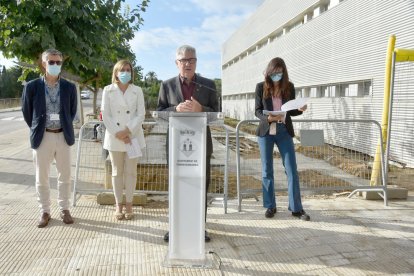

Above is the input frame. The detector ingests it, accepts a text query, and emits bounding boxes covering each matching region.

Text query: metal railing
[72,120,230,213]
[0,98,21,109]
[235,119,387,212]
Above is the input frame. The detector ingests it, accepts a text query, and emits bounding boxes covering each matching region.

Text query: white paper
[263,110,286,116]
[126,137,142,159]
[281,98,309,112]
[263,110,286,121]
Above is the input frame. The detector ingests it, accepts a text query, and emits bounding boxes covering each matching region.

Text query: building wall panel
[222,0,414,166]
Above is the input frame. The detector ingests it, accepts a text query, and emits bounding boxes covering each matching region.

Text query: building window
[362,80,372,96]
[310,87,321,97]
[347,84,358,97]
[297,79,372,98]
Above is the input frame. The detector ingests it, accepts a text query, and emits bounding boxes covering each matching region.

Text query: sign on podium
[152,111,223,268]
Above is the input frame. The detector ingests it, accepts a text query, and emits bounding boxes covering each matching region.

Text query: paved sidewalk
[0,107,21,113]
[1,127,414,275]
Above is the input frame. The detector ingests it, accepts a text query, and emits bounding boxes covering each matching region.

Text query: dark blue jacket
[22,77,77,149]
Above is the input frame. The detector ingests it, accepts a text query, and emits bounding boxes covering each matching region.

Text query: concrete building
[221,0,414,167]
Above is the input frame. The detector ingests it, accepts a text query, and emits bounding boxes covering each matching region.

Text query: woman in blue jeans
[255,57,310,221]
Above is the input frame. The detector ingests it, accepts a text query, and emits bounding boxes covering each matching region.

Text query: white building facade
[222,0,414,167]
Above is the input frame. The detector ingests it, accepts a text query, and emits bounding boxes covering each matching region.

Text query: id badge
[50,113,60,121]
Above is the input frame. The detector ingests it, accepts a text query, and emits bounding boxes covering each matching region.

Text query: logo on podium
[181,138,195,157]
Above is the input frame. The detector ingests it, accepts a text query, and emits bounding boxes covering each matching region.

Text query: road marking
[1,117,24,121]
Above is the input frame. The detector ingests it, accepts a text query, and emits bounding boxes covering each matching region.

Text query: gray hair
[176,45,196,59]
[41,48,63,62]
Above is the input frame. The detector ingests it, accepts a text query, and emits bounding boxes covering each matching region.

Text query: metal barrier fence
[235,119,387,212]
[73,120,230,213]
[0,98,21,109]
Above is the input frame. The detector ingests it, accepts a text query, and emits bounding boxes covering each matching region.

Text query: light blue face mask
[118,71,131,84]
[47,65,61,76]
[270,73,283,82]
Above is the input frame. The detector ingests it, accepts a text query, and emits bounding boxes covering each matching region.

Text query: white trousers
[108,151,138,205]
[33,132,72,214]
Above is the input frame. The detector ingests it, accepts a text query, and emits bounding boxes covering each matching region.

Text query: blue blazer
[22,78,77,149]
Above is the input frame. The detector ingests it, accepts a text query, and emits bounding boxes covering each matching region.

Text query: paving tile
[1,132,414,275]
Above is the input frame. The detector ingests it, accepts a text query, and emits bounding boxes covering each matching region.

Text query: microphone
[182,76,222,113]
[183,77,217,92]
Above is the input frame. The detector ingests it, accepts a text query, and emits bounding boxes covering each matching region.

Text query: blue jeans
[257,123,303,212]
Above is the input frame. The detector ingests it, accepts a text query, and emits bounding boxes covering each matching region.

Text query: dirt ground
[136,119,413,200]
[222,118,414,192]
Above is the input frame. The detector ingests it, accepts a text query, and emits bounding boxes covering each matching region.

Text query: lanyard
[44,80,60,104]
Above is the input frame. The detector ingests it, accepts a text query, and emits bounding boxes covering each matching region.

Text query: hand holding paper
[263,110,286,121]
[126,137,142,159]
[281,98,309,112]
[263,98,309,122]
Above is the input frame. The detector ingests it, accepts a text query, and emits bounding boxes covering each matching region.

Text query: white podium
[152,111,223,268]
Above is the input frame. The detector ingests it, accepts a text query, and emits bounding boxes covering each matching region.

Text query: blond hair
[111,60,134,84]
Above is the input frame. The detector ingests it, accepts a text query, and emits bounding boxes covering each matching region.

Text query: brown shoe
[60,210,74,224]
[37,212,51,228]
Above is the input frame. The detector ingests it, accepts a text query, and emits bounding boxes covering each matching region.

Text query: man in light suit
[157,45,219,242]
[22,48,77,228]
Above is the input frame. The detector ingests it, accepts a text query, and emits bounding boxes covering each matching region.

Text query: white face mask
[47,64,61,76]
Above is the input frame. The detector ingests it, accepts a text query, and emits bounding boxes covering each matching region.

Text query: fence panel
[72,121,108,203]
[0,98,21,109]
[235,119,386,211]
[73,120,229,213]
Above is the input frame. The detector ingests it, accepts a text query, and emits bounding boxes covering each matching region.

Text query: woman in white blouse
[101,60,146,220]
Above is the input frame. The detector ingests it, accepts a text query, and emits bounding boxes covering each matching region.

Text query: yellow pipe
[395,48,414,62]
[370,35,395,186]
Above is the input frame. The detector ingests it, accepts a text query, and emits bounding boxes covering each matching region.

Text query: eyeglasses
[48,60,62,65]
[177,58,197,65]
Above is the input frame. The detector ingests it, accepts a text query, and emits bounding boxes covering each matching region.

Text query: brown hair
[263,57,291,99]
[111,59,134,84]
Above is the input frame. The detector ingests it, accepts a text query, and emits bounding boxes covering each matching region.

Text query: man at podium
[157,45,219,242]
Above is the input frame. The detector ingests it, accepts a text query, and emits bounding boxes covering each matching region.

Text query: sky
[131,0,264,80]
[0,0,265,80]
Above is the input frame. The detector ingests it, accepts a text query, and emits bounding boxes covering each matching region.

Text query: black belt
[46,128,63,133]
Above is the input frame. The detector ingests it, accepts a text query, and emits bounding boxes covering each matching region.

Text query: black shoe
[265,207,277,218]
[292,210,310,221]
[205,231,211,242]
[163,231,169,242]
[163,231,211,242]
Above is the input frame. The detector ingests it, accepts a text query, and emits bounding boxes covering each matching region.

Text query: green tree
[213,78,222,111]
[144,71,158,86]
[0,65,40,99]
[0,66,16,98]
[0,0,149,111]
[142,71,160,111]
